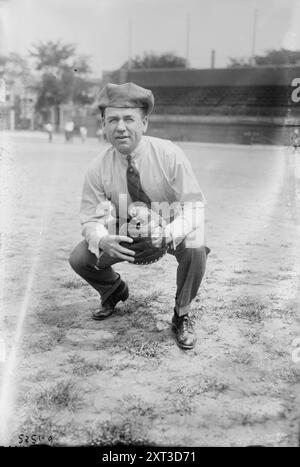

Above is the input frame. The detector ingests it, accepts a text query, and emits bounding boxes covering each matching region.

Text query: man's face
[103,107,148,155]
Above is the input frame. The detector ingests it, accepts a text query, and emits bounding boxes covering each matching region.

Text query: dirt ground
[1,132,300,447]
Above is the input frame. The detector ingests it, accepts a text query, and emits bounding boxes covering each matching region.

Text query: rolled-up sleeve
[164,145,206,248]
[80,157,111,258]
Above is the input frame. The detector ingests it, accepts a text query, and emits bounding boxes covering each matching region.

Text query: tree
[30,40,93,118]
[30,41,76,71]
[228,48,300,67]
[0,53,35,129]
[121,51,187,69]
[0,52,31,79]
[254,49,300,66]
[227,57,250,68]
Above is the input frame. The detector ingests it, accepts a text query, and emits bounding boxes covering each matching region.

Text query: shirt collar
[116,136,147,161]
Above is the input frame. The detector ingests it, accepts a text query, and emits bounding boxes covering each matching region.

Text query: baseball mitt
[120,236,168,265]
[119,206,169,265]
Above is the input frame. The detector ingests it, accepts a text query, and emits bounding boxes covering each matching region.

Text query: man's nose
[116,119,126,132]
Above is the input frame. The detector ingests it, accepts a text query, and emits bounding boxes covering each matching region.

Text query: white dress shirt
[80,135,206,257]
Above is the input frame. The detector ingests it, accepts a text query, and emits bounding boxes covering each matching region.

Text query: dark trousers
[69,240,210,317]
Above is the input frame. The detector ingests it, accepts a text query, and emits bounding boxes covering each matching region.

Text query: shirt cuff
[83,224,109,258]
[164,203,205,250]
[164,218,189,250]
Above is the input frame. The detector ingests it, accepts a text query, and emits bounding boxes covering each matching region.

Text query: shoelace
[180,316,195,333]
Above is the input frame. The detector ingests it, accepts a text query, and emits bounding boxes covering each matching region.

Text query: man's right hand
[98,235,135,262]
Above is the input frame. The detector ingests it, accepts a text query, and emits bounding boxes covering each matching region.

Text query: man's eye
[109,118,118,123]
[125,118,134,122]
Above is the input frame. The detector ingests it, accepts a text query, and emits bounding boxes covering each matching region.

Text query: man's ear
[142,116,148,133]
[100,109,106,127]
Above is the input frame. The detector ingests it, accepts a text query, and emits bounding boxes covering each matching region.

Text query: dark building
[105,66,300,145]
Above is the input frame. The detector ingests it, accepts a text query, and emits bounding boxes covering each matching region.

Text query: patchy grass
[241,327,261,344]
[60,278,89,289]
[121,395,156,419]
[123,336,165,360]
[35,308,79,329]
[225,277,248,286]
[119,291,161,317]
[24,329,66,353]
[66,354,105,376]
[42,291,54,301]
[174,377,229,398]
[270,272,293,281]
[125,309,162,333]
[230,297,266,322]
[225,349,252,365]
[168,376,229,414]
[234,269,255,275]
[262,306,294,319]
[88,420,151,446]
[171,395,194,415]
[270,365,300,384]
[279,266,292,273]
[230,404,287,427]
[34,380,83,411]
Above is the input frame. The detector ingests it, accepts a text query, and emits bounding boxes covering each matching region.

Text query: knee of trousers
[69,243,94,273]
[181,244,208,261]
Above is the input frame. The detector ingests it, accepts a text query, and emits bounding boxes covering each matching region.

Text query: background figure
[79,125,87,142]
[291,128,300,153]
[44,122,53,142]
[96,127,104,142]
[64,120,74,142]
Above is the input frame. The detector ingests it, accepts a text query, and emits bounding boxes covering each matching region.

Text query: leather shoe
[171,311,197,349]
[92,281,129,320]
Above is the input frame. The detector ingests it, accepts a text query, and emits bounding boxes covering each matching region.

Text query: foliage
[121,51,187,69]
[30,41,76,71]
[228,48,300,67]
[30,40,93,111]
[254,48,300,66]
[0,52,31,79]
[0,53,34,126]
[227,57,251,68]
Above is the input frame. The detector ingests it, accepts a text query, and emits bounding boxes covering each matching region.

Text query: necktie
[126,155,152,207]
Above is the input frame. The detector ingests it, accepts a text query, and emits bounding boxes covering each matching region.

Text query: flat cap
[98,82,154,116]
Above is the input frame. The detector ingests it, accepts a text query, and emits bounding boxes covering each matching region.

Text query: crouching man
[69,82,210,350]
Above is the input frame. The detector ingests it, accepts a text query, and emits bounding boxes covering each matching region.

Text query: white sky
[0,0,299,76]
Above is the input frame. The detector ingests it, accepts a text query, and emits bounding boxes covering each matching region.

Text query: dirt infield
[1,133,300,446]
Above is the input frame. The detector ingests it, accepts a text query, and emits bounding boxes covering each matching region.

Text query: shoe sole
[171,324,196,350]
[92,310,114,321]
[92,284,129,320]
